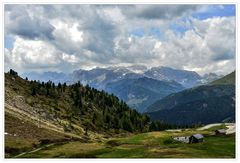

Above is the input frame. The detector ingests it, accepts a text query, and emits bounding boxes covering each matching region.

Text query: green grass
[16,129,235,158]
[170,135,235,158]
[117,133,148,145]
[18,142,107,158]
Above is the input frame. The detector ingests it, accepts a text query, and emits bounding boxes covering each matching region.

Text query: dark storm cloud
[211,52,235,61]
[82,16,117,58]
[124,5,199,19]
[9,16,55,40]
[47,5,118,59]
[5,5,55,40]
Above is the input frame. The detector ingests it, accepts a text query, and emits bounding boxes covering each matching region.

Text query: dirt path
[197,123,223,130]
[14,143,56,158]
[165,129,182,132]
[226,124,235,135]
[197,123,235,135]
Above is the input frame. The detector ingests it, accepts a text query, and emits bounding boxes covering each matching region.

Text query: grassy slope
[5,112,69,158]
[5,72,148,158]
[5,73,88,157]
[4,73,96,157]
[17,125,235,158]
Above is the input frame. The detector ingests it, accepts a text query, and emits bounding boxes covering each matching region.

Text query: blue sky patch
[130,27,164,41]
[130,28,145,37]
[192,4,235,20]
[4,36,14,49]
[149,27,164,40]
[169,17,193,36]
[170,22,189,35]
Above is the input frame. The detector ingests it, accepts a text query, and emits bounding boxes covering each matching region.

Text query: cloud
[5,5,55,40]
[4,36,113,73]
[4,4,236,75]
[124,5,200,20]
[5,37,62,71]
[157,17,235,75]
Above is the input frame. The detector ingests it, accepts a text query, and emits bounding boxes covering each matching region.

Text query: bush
[163,138,176,145]
[106,140,121,147]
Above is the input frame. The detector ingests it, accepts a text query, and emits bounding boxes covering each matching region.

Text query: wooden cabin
[189,134,204,143]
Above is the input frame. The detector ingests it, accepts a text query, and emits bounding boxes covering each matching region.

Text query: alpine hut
[189,134,204,143]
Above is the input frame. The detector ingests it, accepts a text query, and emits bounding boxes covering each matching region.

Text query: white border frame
[0,1,239,163]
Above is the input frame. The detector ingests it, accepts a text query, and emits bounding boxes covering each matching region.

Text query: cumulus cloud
[4,4,236,75]
[111,16,235,75]
[146,17,235,75]
[5,37,62,71]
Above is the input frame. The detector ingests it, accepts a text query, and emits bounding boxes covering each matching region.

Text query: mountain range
[22,66,223,112]
[144,66,202,88]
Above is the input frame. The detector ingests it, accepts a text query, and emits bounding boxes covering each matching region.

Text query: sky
[4,4,236,75]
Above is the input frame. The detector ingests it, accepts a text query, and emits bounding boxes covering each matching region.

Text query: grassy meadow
[11,125,235,158]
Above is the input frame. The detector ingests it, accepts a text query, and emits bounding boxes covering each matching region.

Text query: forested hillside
[5,69,151,136]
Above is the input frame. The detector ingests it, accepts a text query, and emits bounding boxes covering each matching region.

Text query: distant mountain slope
[147,94,235,125]
[145,71,235,125]
[70,67,144,90]
[210,71,235,85]
[145,84,234,113]
[201,73,223,84]
[144,66,202,88]
[21,71,69,84]
[105,77,184,113]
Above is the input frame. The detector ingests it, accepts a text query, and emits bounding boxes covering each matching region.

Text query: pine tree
[31,85,37,96]
[63,83,67,92]
[9,69,18,76]
[57,83,62,90]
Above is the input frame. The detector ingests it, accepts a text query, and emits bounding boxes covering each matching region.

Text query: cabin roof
[191,134,204,139]
[216,129,226,133]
